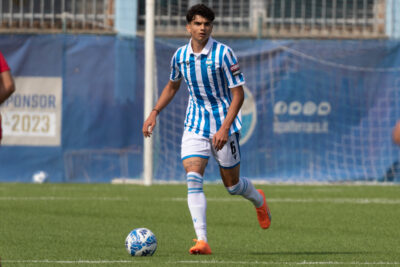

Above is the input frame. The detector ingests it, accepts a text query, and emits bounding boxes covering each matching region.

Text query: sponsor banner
[1,77,62,146]
[1,35,400,183]
[273,101,331,134]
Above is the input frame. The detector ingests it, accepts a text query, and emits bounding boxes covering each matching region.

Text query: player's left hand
[213,128,229,151]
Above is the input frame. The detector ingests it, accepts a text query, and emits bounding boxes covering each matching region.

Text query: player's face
[186,15,213,44]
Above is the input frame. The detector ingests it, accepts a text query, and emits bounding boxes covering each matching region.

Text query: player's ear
[186,23,191,34]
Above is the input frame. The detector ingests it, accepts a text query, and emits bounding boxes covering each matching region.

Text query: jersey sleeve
[0,51,10,73]
[169,50,182,82]
[222,48,245,89]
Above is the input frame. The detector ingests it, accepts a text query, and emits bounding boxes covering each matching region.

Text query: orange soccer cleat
[256,189,272,229]
[189,239,212,255]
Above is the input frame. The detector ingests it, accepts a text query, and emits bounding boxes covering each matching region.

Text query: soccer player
[393,120,400,146]
[142,4,271,254]
[0,51,15,144]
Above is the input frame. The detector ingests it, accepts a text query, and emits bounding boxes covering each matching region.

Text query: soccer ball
[32,171,48,184]
[125,228,157,256]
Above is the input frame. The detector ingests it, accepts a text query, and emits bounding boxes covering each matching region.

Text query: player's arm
[212,85,244,151]
[142,79,182,138]
[0,70,15,104]
[393,120,400,146]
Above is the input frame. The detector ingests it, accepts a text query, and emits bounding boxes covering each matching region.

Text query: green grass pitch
[1,183,400,266]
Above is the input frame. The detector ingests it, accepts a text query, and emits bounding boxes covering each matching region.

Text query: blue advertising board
[1,35,400,183]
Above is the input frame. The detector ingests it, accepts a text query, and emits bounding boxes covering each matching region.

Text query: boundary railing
[0,0,114,33]
[0,0,390,38]
[136,0,387,39]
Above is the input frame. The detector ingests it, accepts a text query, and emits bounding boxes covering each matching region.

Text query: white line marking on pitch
[4,196,398,204]
[3,260,400,265]
[0,196,128,201]
[176,260,400,265]
[2,260,148,264]
[170,197,400,204]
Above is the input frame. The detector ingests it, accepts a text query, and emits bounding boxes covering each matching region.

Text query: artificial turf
[0,183,399,266]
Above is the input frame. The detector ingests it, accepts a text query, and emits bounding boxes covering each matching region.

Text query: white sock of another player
[226,177,264,208]
[187,171,207,242]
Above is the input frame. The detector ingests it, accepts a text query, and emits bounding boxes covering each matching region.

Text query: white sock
[226,177,264,208]
[187,172,207,242]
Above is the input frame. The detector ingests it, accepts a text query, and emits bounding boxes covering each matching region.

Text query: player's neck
[191,38,208,53]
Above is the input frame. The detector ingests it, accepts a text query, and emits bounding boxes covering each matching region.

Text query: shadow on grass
[250,251,369,256]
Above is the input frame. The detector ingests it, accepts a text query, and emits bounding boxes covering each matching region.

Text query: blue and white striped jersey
[170,37,245,138]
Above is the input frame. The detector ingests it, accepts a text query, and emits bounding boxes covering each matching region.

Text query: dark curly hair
[186,4,215,23]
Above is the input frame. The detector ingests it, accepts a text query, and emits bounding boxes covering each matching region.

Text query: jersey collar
[188,37,214,56]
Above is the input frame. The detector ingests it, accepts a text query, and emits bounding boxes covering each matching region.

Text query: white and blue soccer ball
[32,171,48,184]
[125,228,157,256]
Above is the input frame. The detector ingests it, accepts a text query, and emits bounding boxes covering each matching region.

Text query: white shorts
[181,131,241,169]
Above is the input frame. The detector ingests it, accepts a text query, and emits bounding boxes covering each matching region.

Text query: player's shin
[187,172,207,242]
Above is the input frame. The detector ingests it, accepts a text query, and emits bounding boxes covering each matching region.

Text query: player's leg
[183,156,208,242]
[183,157,212,254]
[214,133,271,229]
[213,133,260,203]
[219,164,262,205]
[219,165,271,229]
[181,131,212,254]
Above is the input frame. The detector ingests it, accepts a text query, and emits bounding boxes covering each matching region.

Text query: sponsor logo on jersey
[230,63,241,76]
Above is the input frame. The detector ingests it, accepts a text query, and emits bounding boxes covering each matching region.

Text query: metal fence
[0,0,388,38]
[137,0,253,37]
[0,0,114,33]
[262,0,386,38]
[137,0,387,38]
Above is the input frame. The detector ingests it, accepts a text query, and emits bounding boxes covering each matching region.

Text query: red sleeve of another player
[0,52,10,73]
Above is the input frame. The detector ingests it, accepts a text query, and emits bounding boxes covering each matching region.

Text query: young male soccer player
[142,4,271,254]
[0,51,16,144]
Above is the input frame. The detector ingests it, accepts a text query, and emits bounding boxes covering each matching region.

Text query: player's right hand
[142,114,157,138]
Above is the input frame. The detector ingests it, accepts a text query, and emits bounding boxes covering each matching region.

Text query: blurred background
[0,0,399,183]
